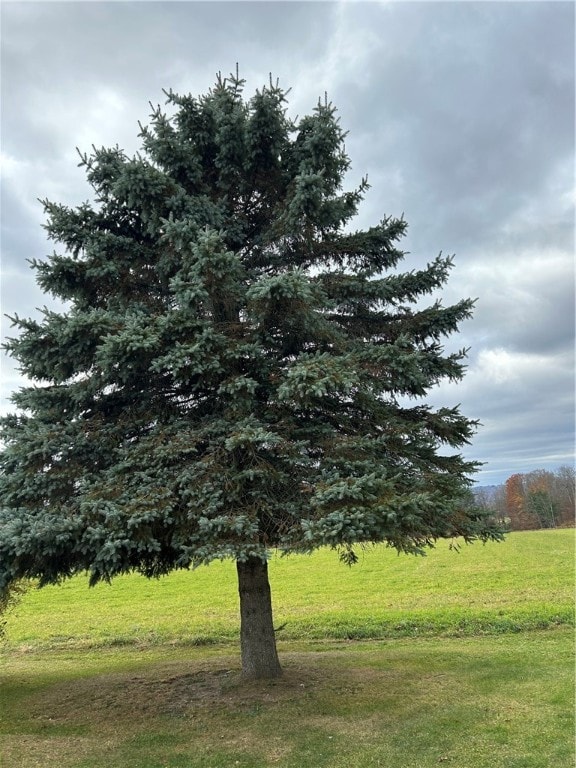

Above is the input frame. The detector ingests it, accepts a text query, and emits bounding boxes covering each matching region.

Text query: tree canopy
[0,71,502,676]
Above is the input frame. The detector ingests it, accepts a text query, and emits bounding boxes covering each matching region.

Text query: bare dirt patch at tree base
[24,654,346,725]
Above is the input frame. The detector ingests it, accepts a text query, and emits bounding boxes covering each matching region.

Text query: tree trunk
[236,557,282,679]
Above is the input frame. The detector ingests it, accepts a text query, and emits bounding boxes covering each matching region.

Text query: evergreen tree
[0,71,502,678]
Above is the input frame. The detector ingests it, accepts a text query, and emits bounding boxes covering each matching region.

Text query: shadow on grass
[1,630,574,768]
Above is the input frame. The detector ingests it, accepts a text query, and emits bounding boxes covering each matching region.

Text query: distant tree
[505,474,523,530]
[492,484,509,526]
[525,488,557,529]
[472,487,492,510]
[553,466,575,526]
[0,71,502,678]
[524,470,558,529]
[473,485,509,527]
[502,467,574,530]
[505,473,539,531]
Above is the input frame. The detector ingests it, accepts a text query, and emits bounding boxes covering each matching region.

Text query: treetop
[0,71,502,590]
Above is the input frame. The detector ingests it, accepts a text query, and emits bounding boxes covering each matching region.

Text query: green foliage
[526,489,558,529]
[0,71,503,590]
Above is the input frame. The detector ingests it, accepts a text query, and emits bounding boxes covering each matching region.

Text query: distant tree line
[474,466,575,531]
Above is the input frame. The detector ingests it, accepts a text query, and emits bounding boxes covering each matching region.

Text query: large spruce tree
[0,72,501,678]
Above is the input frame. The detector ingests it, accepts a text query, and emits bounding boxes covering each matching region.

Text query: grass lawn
[1,530,574,767]
[4,529,574,648]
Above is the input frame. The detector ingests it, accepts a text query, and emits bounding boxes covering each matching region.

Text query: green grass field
[1,529,574,767]
[4,529,574,649]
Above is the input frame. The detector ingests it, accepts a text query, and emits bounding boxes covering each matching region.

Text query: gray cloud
[1,1,573,485]
[339,3,575,255]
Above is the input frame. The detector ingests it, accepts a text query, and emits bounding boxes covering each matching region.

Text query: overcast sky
[1,1,574,486]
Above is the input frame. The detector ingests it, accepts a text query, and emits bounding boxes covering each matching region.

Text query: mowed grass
[4,529,574,649]
[1,632,573,768]
[1,530,574,768]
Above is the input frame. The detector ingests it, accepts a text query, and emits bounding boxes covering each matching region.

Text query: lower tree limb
[236,556,282,679]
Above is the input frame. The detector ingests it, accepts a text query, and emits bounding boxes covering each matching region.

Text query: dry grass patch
[0,736,105,768]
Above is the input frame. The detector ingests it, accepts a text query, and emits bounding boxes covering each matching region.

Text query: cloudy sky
[1,1,574,486]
